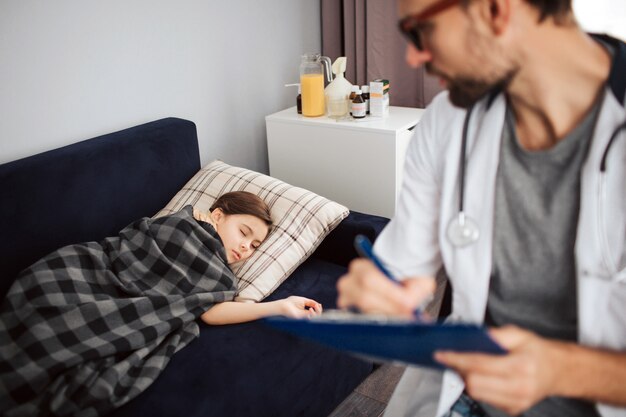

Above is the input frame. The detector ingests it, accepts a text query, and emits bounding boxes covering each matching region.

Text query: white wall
[0,0,320,172]
[573,0,626,42]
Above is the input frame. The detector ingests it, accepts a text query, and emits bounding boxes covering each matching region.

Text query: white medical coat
[377,40,626,416]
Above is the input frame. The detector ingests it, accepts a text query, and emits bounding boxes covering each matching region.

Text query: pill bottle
[348,86,360,115]
[360,85,370,114]
[351,89,366,119]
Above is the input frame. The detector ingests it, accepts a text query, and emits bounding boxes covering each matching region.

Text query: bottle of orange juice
[300,53,332,117]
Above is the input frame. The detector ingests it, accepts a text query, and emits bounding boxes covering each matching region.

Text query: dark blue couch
[0,118,390,417]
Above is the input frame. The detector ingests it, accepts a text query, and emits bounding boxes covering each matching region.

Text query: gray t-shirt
[482,99,602,417]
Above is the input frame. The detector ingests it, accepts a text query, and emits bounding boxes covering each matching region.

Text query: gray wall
[0,1,321,172]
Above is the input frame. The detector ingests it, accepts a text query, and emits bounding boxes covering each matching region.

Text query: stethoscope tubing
[452,102,625,279]
[457,104,475,214]
[600,120,626,172]
[597,120,626,278]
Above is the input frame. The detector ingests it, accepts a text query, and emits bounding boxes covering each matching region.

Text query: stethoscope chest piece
[447,212,480,247]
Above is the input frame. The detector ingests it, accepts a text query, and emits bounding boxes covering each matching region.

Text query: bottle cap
[361,85,370,93]
[331,57,347,75]
[355,89,362,95]
[351,85,359,92]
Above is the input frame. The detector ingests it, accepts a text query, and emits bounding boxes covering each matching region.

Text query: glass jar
[300,53,332,117]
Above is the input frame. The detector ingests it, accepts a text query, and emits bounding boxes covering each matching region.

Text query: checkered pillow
[155,160,349,302]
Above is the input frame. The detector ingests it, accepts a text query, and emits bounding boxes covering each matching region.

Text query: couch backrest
[0,118,200,298]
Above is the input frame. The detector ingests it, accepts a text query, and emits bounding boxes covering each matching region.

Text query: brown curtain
[321,0,442,108]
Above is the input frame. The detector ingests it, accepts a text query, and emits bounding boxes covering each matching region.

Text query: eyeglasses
[398,0,462,51]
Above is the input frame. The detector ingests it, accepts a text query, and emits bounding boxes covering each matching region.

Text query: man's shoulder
[423,90,499,124]
[417,91,474,140]
[429,90,456,112]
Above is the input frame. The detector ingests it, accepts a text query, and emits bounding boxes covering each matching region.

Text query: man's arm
[435,325,626,415]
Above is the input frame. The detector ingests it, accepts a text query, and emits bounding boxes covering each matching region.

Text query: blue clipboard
[263,312,506,369]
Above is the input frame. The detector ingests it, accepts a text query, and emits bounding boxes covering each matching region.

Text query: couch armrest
[312,211,390,268]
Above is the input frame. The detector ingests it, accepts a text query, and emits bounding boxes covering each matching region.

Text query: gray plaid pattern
[0,206,236,417]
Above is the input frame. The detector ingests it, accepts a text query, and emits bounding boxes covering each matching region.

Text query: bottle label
[351,102,366,118]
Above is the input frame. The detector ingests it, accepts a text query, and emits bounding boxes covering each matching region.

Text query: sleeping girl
[0,191,322,417]
[193,191,322,324]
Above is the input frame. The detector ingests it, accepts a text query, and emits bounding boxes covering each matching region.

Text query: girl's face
[211,209,269,264]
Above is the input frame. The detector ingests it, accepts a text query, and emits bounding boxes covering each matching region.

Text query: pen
[353,234,428,319]
[353,234,397,281]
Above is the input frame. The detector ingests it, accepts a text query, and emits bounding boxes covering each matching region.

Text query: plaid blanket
[0,206,237,417]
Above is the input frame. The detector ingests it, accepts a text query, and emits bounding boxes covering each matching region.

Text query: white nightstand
[266,106,424,218]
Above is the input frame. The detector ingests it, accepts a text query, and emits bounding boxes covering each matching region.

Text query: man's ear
[476,0,511,35]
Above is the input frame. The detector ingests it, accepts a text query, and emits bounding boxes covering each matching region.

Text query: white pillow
[155,160,349,302]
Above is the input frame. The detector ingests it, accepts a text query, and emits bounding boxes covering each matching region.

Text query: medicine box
[370,79,390,117]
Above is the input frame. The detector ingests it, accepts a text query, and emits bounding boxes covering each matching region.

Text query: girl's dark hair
[210,191,273,228]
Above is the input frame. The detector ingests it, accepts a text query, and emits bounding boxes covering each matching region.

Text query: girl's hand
[279,296,323,319]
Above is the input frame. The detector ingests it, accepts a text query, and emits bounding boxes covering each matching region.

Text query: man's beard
[427,63,515,108]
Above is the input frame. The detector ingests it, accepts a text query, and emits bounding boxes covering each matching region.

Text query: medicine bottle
[349,85,359,101]
[349,86,359,116]
[360,85,370,114]
[284,83,302,114]
[296,86,302,114]
[351,89,366,119]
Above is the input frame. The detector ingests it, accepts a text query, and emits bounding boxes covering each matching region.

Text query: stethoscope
[446,104,626,268]
[446,104,481,247]
[598,118,626,278]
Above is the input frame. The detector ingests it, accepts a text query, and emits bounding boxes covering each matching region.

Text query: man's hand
[336,258,435,318]
[434,325,561,415]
